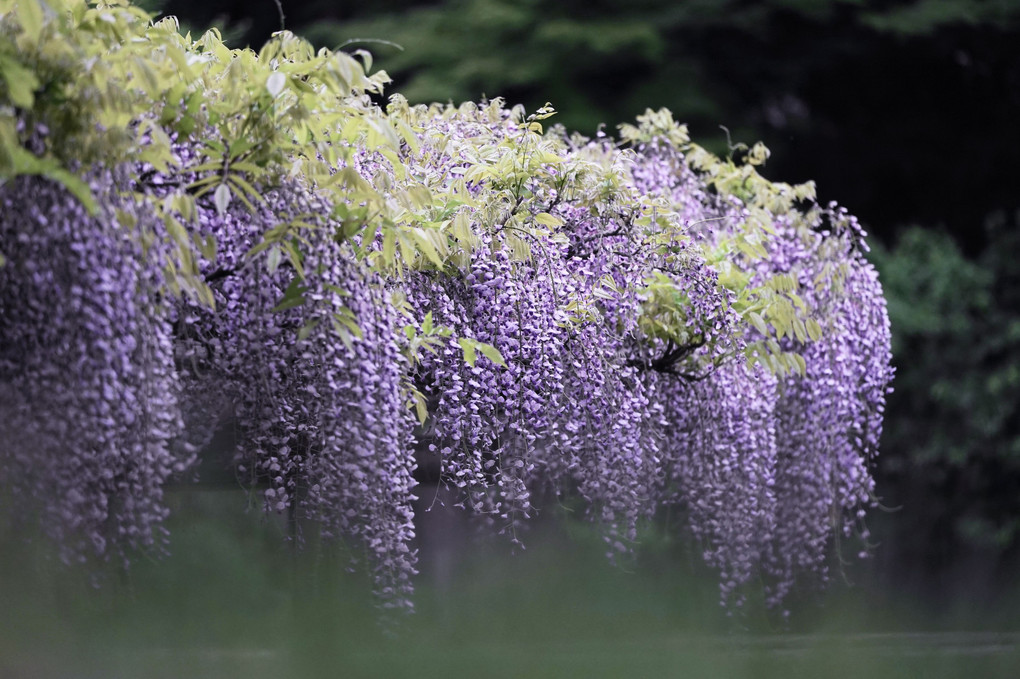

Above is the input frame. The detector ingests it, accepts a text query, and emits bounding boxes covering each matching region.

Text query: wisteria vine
[0,1,892,613]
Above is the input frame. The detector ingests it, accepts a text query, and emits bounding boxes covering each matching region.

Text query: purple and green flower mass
[0,1,892,614]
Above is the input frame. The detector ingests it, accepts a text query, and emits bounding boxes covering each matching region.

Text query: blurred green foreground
[2,488,1019,679]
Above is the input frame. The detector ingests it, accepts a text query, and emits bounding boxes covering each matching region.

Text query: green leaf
[457,337,477,366]
[283,240,305,279]
[246,238,276,259]
[163,214,190,247]
[748,311,769,337]
[534,212,563,229]
[409,227,445,268]
[266,246,282,274]
[224,181,255,214]
[192,280,216,308]
[475,341,506,367]
[806,318,824,342]
[382,227,397,265]
[397,234,415,266]
[456,337,506,368]
[0,55,40,108]
[271,278,308,312]
[410,388,428,425]
[451,211,477,248]
[297,318,320,341]
[196,233,217,260]
[228,137,259,161]
[213,183,231,215]
[792,352,807,376]
[17,0,44,42]
[333,308,364,340]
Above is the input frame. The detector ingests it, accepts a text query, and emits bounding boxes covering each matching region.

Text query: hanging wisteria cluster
[0,0,892,612]
[0,170,190,563]
[171,178,419,608]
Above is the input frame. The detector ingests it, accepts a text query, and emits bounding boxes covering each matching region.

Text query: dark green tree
[868,215,1020,600]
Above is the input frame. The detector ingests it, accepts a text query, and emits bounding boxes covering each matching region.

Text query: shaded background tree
[867,215,1020,609]
[141,0,1020,612]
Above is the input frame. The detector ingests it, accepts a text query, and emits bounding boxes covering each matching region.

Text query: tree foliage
[1,0,891,613]
[870,217,1020,573]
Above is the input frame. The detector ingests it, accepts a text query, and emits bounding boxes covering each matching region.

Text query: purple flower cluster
[173,179,418,609]
[766,210,893,607]
[0,94,892,615]
[658,361,780,608]
[405,227,663,549]
[628,139,894,607]
[0,173,190,564]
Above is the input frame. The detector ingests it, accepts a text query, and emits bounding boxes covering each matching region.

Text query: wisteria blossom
[0,2,892,614]
[0,173,191,564]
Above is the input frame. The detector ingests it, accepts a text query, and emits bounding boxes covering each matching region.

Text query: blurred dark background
[140,0,1020,616]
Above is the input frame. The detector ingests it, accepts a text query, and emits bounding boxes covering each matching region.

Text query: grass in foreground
[2,489,1018,678]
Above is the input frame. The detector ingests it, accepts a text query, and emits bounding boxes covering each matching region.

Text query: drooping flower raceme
[627,134,894,606]
[0,173,190,564]
[171,180,419,609]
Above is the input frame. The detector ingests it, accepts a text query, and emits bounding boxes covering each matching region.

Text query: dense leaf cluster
[1,0,891,612]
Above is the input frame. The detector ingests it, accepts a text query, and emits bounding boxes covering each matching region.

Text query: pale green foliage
[1,0,832,384]
[1,0,395,303]
[621,109,836,378]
